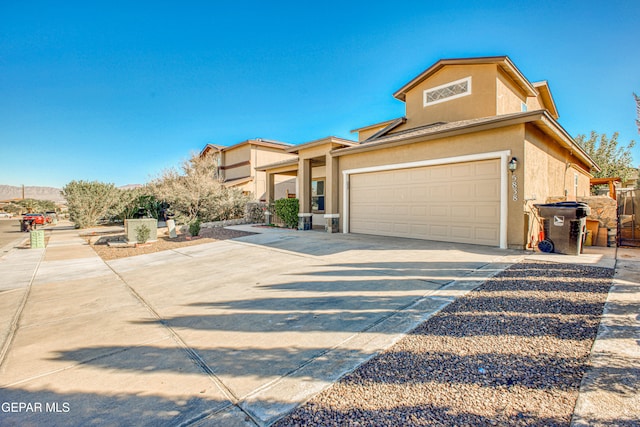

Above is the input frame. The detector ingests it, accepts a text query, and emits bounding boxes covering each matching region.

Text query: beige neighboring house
[200,139,297,201]
[256,56,599,250]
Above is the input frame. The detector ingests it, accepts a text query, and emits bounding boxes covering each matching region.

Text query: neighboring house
[257,56,598,250]
[200,139,297,201]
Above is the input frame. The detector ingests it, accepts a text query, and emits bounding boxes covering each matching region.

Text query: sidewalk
[0,224,637,426]
[571,247,640,426]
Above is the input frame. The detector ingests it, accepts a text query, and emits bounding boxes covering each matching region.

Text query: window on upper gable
[423,77,472,107]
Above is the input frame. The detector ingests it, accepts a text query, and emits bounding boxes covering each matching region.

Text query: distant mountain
[119,184,144,190]
[0,185,66,203]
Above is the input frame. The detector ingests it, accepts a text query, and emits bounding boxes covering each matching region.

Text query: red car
[22,213,46,232]
[23,213,46,224]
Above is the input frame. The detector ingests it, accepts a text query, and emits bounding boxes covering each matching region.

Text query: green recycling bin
[30,230,45,249]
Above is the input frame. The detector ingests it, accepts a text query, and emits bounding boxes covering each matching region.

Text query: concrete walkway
[571,247,640,427]
[0,223,636,426]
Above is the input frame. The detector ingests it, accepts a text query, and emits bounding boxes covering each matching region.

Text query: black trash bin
[535,202,590,255]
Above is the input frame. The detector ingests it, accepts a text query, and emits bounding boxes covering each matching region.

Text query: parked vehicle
[44,211,57,224]
[0,212,12,218]
[22,213,46,225]
[21,213,46,231]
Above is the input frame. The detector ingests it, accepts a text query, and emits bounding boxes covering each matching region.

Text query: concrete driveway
[0,225,524,426]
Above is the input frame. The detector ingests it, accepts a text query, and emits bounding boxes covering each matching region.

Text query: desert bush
[245,202,268,223]
[3,203,25,215]
[14,198,58,214]
[109,188,163,222]
[62,180,120,229]
[273,198,299,228]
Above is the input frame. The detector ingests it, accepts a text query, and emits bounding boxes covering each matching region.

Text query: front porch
[259,137,358,233]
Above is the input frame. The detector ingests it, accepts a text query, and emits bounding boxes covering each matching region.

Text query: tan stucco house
[257,56,598,249]
[200,139,297,201]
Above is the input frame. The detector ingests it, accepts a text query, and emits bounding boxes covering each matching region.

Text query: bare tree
[151,152,249,223]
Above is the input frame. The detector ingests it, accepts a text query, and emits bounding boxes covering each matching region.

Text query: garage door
[349,159,501,246]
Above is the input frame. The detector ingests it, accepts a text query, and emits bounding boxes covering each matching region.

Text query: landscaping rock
[274,261,614,427]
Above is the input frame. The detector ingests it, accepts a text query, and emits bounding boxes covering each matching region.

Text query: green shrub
[189,219,201,237]
[273,198,299,228]
[135,224,151,244]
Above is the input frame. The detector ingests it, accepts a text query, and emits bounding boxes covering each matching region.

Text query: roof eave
[393,56,537,102]
[255,157,300,172]
[332,112,541,156]
[332,111,598,172]
[534,114,600,172]
[350,118,401,134]
[286,136,359,153]
[533,81,559,119]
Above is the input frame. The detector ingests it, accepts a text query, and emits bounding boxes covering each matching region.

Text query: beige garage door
[349,159,501,246]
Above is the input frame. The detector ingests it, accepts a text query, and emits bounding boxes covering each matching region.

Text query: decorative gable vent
[423,77,472,107]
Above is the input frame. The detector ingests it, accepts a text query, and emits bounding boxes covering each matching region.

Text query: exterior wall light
[508,157,518,172]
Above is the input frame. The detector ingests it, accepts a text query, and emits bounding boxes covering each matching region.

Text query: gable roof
[350,118,400,134]
[200,138,292,157]
[332,110,599,172]
[393,56,538,102]
[533,81,559,119]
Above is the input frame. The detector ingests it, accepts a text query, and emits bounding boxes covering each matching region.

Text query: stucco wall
[523,126,592,248]
[496,69,526,115]
[224,144,250,165]
[223,145,252,180]
[252,172,296,201]
[524,126,591,205]
[274,176,296,200]
[357,124,388,142]
[398,64,498,131]
[255,146,296,168]
[526,94,544,111]
[252,146,297,200]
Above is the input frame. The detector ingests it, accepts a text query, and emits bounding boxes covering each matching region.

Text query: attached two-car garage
[346,158,503,247]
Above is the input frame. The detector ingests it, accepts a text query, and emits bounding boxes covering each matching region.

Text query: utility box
[124,218,158,243]
[535,202,590,255]
[30,230,45,249]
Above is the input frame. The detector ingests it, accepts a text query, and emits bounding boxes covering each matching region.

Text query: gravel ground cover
[274,261,614,427]
[87,227,255,261]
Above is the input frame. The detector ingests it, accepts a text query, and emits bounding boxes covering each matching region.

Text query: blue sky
[1,1,639,188]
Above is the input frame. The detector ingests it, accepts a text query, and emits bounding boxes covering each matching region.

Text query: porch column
[324,153,340,233]
[298,158,313,230]
[263,171,275,225]
[265,171,275,203]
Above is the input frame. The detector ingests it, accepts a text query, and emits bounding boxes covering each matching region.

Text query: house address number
[512,174,518,201]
